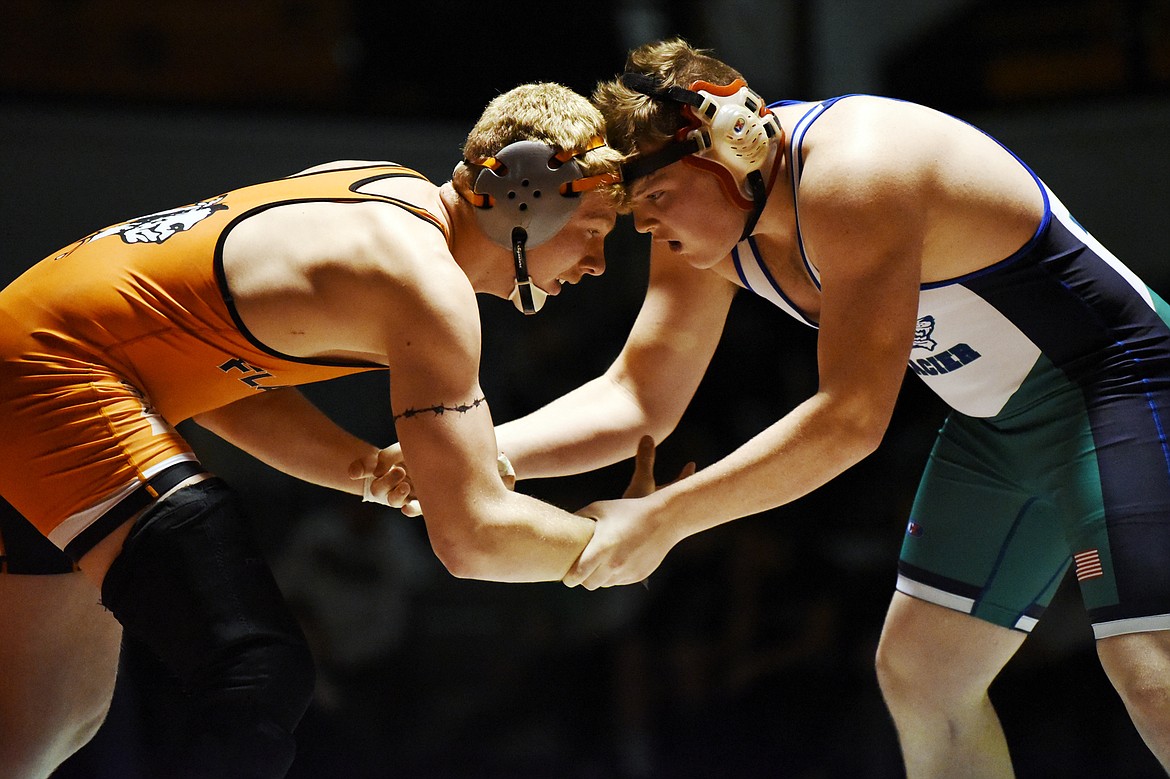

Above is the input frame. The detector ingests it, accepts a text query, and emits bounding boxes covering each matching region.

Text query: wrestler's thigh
[0,572,122,779]
[877,591,1027,696]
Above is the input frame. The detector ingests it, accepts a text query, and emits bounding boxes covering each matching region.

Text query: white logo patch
[89,195,228,245]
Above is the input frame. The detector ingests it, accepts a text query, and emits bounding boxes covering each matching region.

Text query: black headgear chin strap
[509,226,540,315]
[621,72,705,109]
[740,170,767,242]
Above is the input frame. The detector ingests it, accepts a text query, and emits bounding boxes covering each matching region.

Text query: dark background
[3,1,1170,776]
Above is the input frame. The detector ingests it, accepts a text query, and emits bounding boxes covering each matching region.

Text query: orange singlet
[0,164,444,559]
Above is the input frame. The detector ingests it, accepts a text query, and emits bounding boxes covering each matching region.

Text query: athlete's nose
[633,212,656,235]
[580,250,605,277]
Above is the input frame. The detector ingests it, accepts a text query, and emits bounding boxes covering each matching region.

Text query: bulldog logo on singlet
[55,196,229,260]
[908,314,983,377]
[90,195,228,245]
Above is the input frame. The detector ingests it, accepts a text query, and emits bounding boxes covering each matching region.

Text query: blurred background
[3,0,1170,776]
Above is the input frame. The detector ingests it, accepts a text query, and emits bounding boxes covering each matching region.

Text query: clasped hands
[347,436,694,589]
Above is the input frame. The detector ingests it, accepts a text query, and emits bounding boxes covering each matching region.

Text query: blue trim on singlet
[1149,382,1170,473]
[781,97,856,290]
[731,236,818,327]
[972,496,1039,615]
[731,245,749,285]
[962,214,1170,488]
[744,94,1056,298]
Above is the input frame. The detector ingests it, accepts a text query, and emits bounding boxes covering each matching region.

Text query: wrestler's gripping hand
[348,444,422,515]
[564,436,695,590]
[348,445,517,517]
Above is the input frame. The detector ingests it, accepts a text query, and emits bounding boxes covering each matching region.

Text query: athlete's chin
[659,238,721,269]
[683,250,724,270]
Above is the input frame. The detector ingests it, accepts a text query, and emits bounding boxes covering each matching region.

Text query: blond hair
[454,82,623,201]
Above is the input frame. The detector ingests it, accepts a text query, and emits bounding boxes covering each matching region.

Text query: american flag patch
[1074,549,1104,581]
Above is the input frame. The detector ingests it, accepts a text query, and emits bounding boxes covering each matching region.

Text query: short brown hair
[592,38,745,159]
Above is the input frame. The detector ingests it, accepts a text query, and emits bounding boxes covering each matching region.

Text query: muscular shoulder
[797,98,943,206]
[796,98,972,234]
[223,190,474,362]
[335,191,449,271]
[313,202,477,355]
[290,159,400,176]
[789,98,943,267]
[793,96,1039,274]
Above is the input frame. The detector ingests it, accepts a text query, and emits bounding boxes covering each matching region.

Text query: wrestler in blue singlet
[733,95,1170,639]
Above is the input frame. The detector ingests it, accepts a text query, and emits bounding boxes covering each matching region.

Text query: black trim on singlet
[963,217,1170,547]
[349,173,450,239]
[897,559,984,603]
[212,172,449,368]
[62,461,209,562]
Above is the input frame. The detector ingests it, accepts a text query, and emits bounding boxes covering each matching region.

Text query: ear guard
[463,138,617,314]
[620,73,782,241]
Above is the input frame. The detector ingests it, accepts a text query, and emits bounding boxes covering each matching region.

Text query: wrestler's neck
[438,182,514,297]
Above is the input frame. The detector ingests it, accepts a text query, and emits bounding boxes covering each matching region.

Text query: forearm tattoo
[393,395,486,422]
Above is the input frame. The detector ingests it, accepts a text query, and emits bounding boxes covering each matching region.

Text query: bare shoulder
[796,97,1002,236]
[797,98,940,194]
[789,96,1039,281]
[296,199,477,353]
[224,178,452,287]
[789,98,943,266]
[222,188,474,362]
[800,96,1019,191]
[289,159,400,176]
[797,96,950,143]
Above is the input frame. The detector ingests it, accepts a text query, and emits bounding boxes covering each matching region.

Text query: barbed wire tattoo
[393,395,486,422]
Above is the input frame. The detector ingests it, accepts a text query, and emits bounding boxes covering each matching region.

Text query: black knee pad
[0,492,75,574]
[101,478,315,777]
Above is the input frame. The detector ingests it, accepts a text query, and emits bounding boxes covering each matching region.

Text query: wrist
[640,487,686,547]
